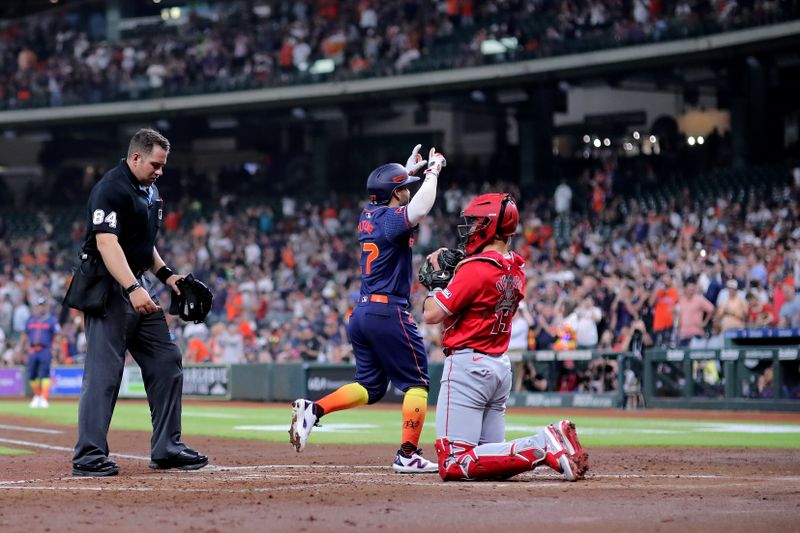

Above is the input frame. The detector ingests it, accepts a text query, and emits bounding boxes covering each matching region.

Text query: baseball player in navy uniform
[422,193,589,481]
[18,298,59,408]
[290,145,445,472]
[71,129,207,477]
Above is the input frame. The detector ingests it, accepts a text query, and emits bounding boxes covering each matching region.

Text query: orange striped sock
[40,378,51,401]
[316,382,369,416]
[30,381,41,397]
[400,387,428,453]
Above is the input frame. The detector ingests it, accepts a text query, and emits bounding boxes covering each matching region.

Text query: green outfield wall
[9,345,798,411]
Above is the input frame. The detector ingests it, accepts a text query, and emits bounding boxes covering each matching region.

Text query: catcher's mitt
[169,274,213,323]
[418,248,465,290]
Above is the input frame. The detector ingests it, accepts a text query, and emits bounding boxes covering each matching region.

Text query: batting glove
[405,144,427,176]
[425,147,446,178]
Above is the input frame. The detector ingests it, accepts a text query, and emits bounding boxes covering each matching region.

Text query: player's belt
[29,344,48,352]
[360,294,408,306]
[443,347,498,357]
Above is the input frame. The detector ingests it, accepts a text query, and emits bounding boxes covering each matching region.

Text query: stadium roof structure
[0,0,90,20]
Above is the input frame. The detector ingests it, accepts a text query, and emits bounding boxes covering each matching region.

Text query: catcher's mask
[458,193,519,255]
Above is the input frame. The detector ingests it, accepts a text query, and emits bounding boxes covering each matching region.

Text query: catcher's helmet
[366,163,420,204]
[458,193,519,255]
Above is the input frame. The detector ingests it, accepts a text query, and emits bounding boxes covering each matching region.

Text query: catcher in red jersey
[419,193,589,481]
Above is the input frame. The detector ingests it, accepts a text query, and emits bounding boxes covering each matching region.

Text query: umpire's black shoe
[149,449,208,471]
[72,458,120,477]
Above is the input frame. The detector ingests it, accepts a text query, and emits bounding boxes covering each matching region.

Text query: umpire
[71,128,208,476]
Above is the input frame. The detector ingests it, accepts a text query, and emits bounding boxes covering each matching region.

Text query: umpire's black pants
[72,277,186,466]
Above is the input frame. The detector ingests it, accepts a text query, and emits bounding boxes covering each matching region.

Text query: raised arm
[407,147,446,226]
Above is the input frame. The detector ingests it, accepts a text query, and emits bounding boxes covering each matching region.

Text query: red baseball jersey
[432,250,526,355]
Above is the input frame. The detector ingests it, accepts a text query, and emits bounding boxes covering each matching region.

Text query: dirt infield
[1,410,799,533]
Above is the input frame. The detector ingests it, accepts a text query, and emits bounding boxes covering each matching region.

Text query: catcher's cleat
[392,448,438,474]
[555,420,589,477]
[289,399,319,452]
[543,424,582,481]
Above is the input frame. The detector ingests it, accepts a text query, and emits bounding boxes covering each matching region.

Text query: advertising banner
[0,368,24,396]
[119,366,147,398]
[50,367,84,396]
[182,365,230,398]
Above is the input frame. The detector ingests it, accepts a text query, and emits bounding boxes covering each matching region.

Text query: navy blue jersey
[25,315,59,350]
[357,205,414,299]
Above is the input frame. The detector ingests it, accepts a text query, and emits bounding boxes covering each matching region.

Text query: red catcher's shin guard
[435,438,546,481]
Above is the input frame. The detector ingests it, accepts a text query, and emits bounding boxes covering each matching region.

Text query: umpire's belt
[359,294,408,306]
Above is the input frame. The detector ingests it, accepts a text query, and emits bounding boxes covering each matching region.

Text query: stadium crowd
[1,161,799,400]
[1,0,793,109]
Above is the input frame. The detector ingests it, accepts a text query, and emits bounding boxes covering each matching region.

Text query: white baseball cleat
[39,398,49,409]
[392,449,439,474]
[289,399,319,452]
[29,396,41,408]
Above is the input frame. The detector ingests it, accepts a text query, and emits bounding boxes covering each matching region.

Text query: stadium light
[500,37,518,49]
[603,138,611,147]
[688,136,696,146]
[649,135,657,143]
[593,139,601,148]
[153,0,162,4]
[480,37,518,55]
[309,59,335,75]
[480,40,506,55]
[470,90,486,102]
[632,131,640,140]
[697,136,705,145]
[582,135,590,143]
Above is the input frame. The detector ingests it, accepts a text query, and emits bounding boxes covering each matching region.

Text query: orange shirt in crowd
[239,320,255,344]
[279,42,293,67]
[187,338,210,363]
[592,185,605,214]
[653,287,679,331]
[226,292,243,321]
[282,245,295,268]
[447,0,459,16]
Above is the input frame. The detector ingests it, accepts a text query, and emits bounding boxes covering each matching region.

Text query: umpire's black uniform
[72,159,188,472]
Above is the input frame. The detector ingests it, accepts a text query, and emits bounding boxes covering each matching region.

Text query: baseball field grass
[0,446,32,455]
[1,399,799,448]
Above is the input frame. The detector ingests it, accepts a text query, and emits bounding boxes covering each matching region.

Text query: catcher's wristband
[156,266,176,284]
[426,289,443,298]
